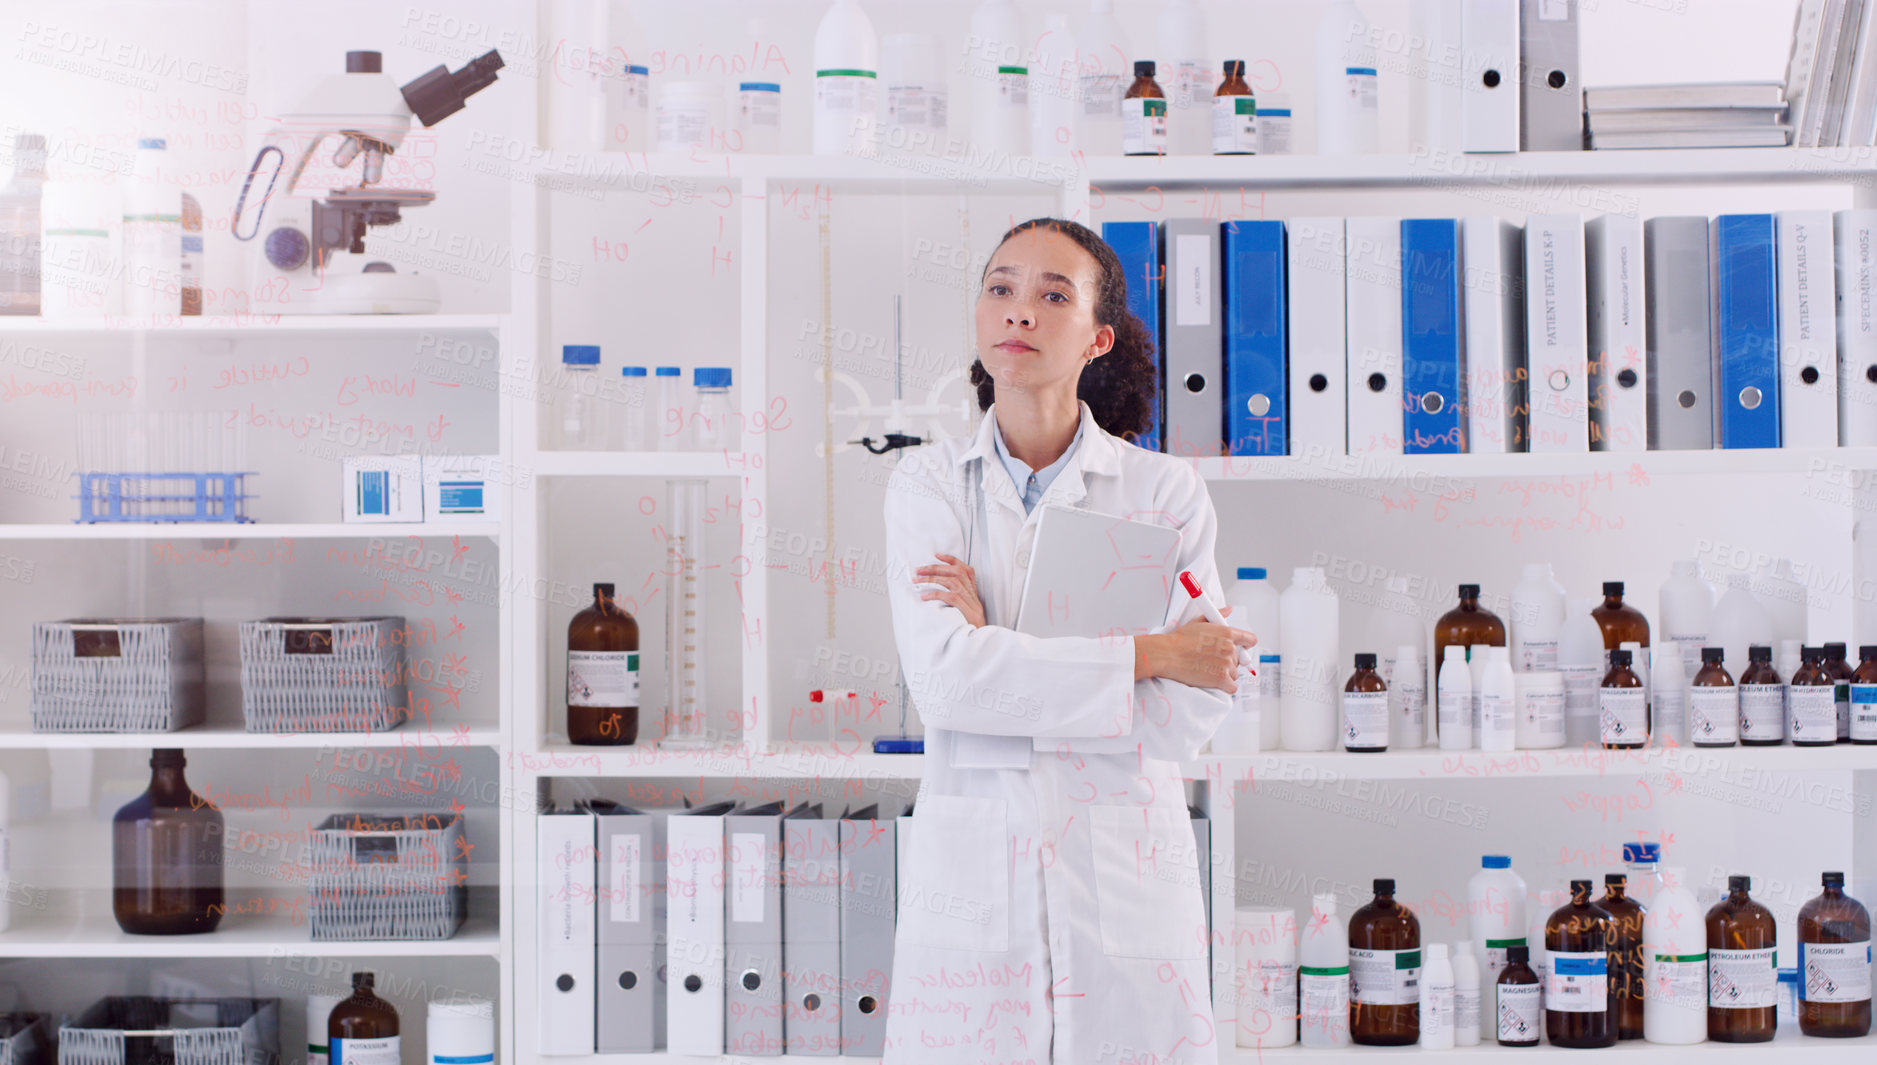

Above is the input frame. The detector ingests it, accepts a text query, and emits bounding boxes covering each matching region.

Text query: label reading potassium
[1342,690,1389,749]
[1547,950,1609,1013]
[1789,684,1837,741]
[1211,96,1257,154]
[332,1036,400,1065]
[1740,684,1784,741]
[1349,947,1421,1005]
[1651,953,1707,1014]
[1801,940,1873,1003]
[568,650,640,707]
[1122,96,1168,154]
[1689,687,1739,744]
[1496,982,1541,1041]
[1709,946,1778,1009]
[1598,687,1647,744]
[1854,682,1877,741]
[1299,968,1350,1033]
[1518,639,1559,673]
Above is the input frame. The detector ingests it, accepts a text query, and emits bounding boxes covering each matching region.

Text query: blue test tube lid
[694,367,733,388]
[562,345,600,365]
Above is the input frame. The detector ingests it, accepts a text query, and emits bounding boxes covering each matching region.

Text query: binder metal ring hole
[858,995,879,1015]
[804,994,822,1012]
[1421,393,1444,415]
[1548,369,1570,392]
[1740,385,1762,410]
[742,971,762,991]
[1248,394,1271,416]
[1367,373,1386,393]
[1184,372,1207,394]
[1867,364,1877,384]
[1617,369,1637,389]
[1309,373,1329,393]
[619,971,637,990]
[684,975,703,993]
[1482,69,1500,88]
[1801,366,1820,385]
[1677,390,1697,409]
[1547,69,1567,90]
[556,974,576,993]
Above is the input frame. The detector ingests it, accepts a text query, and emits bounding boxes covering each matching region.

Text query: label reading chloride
[1546,950,1608,1013]
[1349,947,1421,1005]
[1709,946,1778,1009]
[568,650,640,707]
[1801,940,1873,1003]
[1789,684,1837,741]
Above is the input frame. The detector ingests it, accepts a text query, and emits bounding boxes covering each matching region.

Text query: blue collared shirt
[991,414,1084,515]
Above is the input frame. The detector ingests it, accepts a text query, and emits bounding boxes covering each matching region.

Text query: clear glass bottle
[1600,874,1647,1040]
[1599,648,1647,750]
[1798,871,1872,1037]
[330,971,401,1064]
[1708,875,1777,1042]
[0,133,46,315]
[1738,645,1785,745]
[123,137,181,317]
[1690,646,1739,747]
[112,748,224,935]
[556,345,604,450]
[663,479,709,748]
[655,366,684,451]
[1211,59,1257,155]
[1342,652,1388,752]
[567,582,639,745]
[692,367,734,450]
[618,367,649,451]
[1545,879,1616,1048]
[1495,944,1542,1046]
[1122,60,1168,156]
[1350,878,1421,1045]
[1789,645,1837,747]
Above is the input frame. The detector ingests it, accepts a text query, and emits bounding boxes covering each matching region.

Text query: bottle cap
[1729,875,1751,893]
[1354,653,1377,670]
[1443,644,1465,662]
[1824,871,1845,887]
[1621,842,1660,863]
[1862,645,1877,659]
[1313,892,1338,915]
[1237,567,1267,580]
[621,366,647,377]
[561,344,600,365]
[1826,642,1848,657]
[1507,944,1529,963]
[353,971,375,989]
[1701,647,1724,664]
[1134,60,1156,76]
[1570,878,1591,894]
[1749,645,1771,662]
[694,367,733,388]
[1428,943,1449,961]
[1605,873,1626,886]
[1458,583,1480,598]
[1482,855,1511,869]
[594,582,615,598]
[1374,878,1395,894]
[1802,645,1822,661]
[655,366,682,376]
[347,51,383,74]
[1603,581,1624,596]
[1223,59,1245,76]
[1610,649,1632,667]
[150,748,186,768]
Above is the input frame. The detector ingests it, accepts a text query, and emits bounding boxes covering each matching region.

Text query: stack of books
[1584,83,1790,150]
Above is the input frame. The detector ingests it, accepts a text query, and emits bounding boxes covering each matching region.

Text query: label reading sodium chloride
[1546,950,1608,1013]
[1349,947,1421,1005]
[1710,946,1778,1009]
[1801,940,1873,1003]
[568,650,640,707]
[1497,982,1541,1041]
[1739,684,1784,741]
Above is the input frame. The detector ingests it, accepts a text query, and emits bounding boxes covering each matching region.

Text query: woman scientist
[882,218,1257,1064]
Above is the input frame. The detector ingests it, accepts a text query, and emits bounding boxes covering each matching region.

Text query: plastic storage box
[238,617,409,733]
[0,1014,49,1065]
[29,619,206,733]
[307,811,466,941]
[58,998,278,1065]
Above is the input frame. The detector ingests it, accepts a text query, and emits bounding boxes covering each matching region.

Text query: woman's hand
[916,553,986,628]
[1136,606,1260,690]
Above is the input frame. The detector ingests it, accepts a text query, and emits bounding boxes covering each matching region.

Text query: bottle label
[1210,95,1258,154]
[1709,946,1777,1009]
[621,70,650,112]
[568,650,639,708]
[1788,684,1836,742]
[1079,73,1124,119]
[1173,60,1207,108]
[1521,687,1566,746]
[1836,680,1851,739]
[1346,67,1379,109]
[1689,686,1739,744]
[1650,953,1707,1015]
[1342,690,1389,749]
[332,1036,400,1065]
[1455,983,1480,1035]
[1517,638,1559,672]
[1299,968,1350,1037]
[1853,683,1877,741]
[1546,949,1608,1012]
[1663,634,1705,679]
[740,88,783,130]
[1260,654,1281,702]
[993,68,1027,110]
[1258,114,1292,154]
[1739,684,1784,741]
[1480,691,1515,743]
[814,72,879,116]
[1241,959,1298,1028]
[1484,938,1526,984]
[1496,982,1541,1041]
[1121,97,1168,154]
[1801,940,1873,1003]
[1349,946,1421,1005]
[1437,682,1470,737]
[1399,683,1426,737]
[1598,687,1647,744]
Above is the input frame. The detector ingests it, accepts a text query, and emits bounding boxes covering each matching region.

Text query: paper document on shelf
[1013,504,1182,640]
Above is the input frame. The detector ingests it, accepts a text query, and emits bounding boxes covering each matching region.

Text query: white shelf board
[1192,446,1877,483]
[0,724,502,749]
[0,314,505,337]
[0,521,501,541]
[1225,1028,1876,1060]
[523,741,926,779]
[529,450,757,478]
[533,149,1071,192]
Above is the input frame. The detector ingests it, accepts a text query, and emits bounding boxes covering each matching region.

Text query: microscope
[233,49,503,314]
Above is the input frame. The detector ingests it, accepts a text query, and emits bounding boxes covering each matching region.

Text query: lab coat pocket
[1090,803,1207,960]
[899,794,1010,953]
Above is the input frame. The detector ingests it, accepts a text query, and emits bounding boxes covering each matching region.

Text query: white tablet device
[1013,504,1184,639]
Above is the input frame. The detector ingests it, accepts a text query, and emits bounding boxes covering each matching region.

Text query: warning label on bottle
[1547,950,1608,1013]
[568,650,639,708]
[1650,953,1707,1014]
[1349,946,1421,1005]
[1497,982,1541,1041]
[1709,946,1777,1009]
[1801,941,1873,1003]
[1689,687,1738,744]
[1739,685,1784,742]
[1789,685,1837,742]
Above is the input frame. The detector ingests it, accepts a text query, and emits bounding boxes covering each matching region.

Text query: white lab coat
[882,401,1231,1065]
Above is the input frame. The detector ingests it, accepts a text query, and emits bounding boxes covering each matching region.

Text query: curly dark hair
[968,217,1159,444]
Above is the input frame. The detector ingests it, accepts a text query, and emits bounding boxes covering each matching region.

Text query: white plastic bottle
[813,0,880,157]
[1368,576,1424,743]
[1527,888,1564,1010]
[1420,942,1457,1049]
[966,0,1026,158]
[1157,0,1210,155]
[1468,643,1490,741]
[1454,939,1482,1046]
[1468,853,1529,1033]
[1314,0,1380,154]
[1279,567,1339,751]
[1643,865,1706,1044]
[427,998,495,1065]
[1217,567,1279,753]
[307,993,345,1065]
[1710,573,1775,681]
[0,134,46,316]
[1624,842,1666,911]
[881,33,948,151]
[1653,646,1688,747]
[123,137,180,317]
[1235,907,1298,1049]
[1030,15,1080,156]
[1479,646,1517,752]
[1437,645,1473,749]
[1659,560,1714,681]
[40,177,120,317]
[1300,893,1352,1048]
[1559,597,1606,747]
[1394,644,1426,751]
[1510,562,1567,672]
[1077,0,1132,156]
[547,0,610,152]
[1755,557,1808,650]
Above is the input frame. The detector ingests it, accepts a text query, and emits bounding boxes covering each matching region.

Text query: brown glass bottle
[1591,581,1651,668]
[1434,584,1506,725]
[330,971,401,1063]
[1789,646,1836,747]
[1349,878,1421,1045]
[1690,647,1738,747]
[1598,648,1647,750]
[1798,871,1872,1037]
[567,582,640,745]
[1495,944,1542,1046]
[112,748,223,935]
[1123,60,1167,156]
[1212,59,1256,155]
[1823,642,1853,743]
[1707,875,1777,1042]
[1343,653,1389,752]
[1854,644,1877,745]
[1738,645,1785,746]
[1599,874,1647,1039]
[1545,879,1616,1048]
